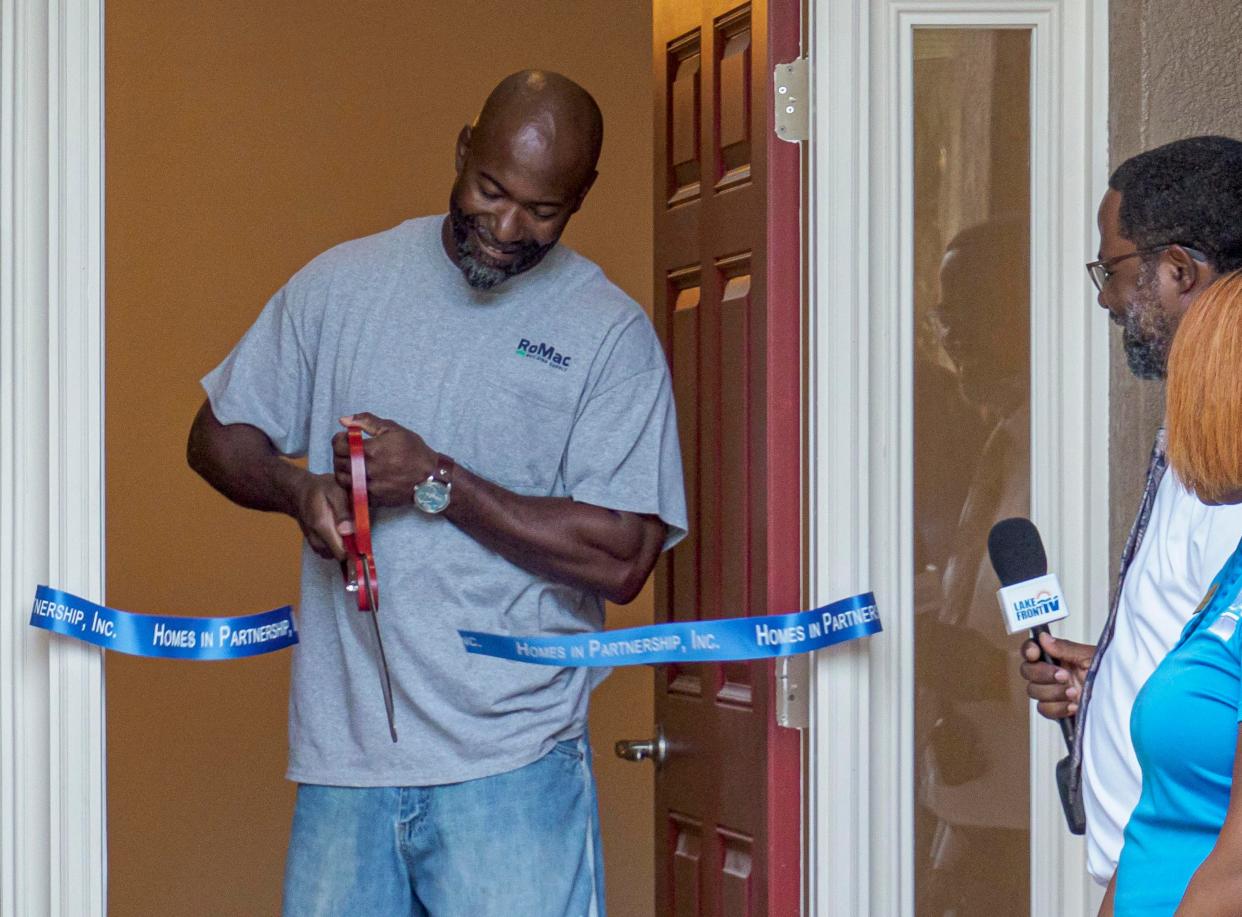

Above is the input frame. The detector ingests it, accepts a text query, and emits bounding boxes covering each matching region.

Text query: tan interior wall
[105,3,654,915]
[1108,0,1242,580]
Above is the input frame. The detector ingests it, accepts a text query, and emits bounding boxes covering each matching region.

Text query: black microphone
[987,516,1086,835]
[987,517,1073,740]
[989,518,1061,643]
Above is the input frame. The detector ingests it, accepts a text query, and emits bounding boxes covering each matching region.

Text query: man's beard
[1116,259,1176,381]
[448,199,557,290]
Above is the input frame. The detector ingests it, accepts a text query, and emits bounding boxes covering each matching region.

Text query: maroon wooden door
[651,0,802,914]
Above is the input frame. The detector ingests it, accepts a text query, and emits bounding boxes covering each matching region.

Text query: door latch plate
[774,57,809,143]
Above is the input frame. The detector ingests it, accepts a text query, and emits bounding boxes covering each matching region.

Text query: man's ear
[1168,244,1209,295]
[454,125,473,176]
[570,170,599,214]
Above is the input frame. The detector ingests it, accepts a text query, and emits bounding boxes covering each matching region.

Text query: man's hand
[1019,632,1095,719]
[332,412,436,508]
[294,472,354,560]
[188,400,354,560]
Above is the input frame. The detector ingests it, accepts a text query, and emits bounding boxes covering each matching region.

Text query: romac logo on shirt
[515,338,572,371]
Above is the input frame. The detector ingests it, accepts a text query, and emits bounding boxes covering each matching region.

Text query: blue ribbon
[459,591,881,667]
[29,585,298,660]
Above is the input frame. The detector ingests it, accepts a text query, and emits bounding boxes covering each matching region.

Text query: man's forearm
[329,412,668,602]
[187,400,306,516]
[1098,873,1115,917]
[442,462,663,605]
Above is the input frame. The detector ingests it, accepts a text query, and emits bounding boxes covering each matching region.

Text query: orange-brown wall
[105,3,654,914]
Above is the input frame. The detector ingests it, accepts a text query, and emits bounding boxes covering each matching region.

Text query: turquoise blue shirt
[1116,537,1242,915]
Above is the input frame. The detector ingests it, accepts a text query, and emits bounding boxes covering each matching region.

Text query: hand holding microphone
[1020,631,1094,719]
[993,524,1095,720]
[987,516,1087,835]
[987,517,1076,745]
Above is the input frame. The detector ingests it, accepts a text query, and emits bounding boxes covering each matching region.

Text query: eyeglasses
[1086,243,1208,292]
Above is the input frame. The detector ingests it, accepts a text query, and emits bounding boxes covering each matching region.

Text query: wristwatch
[413,453,454,514]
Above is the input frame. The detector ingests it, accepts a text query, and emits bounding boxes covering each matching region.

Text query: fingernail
[1054,670,1068,682]
[1067,704,1079,714]
[1066,687,1079,700]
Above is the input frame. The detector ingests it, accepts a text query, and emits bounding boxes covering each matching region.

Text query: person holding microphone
[1018,137,1242,893]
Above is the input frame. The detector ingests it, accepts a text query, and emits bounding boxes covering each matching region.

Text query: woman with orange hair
[1104,269,1242,915]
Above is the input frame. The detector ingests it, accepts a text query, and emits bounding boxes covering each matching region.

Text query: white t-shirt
[1083,471,1242,883]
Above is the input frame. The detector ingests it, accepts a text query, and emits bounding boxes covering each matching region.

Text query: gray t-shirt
[202,216,687,786]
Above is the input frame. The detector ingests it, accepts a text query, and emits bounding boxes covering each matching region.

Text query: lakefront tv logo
[516,338,572,370]
[1014,590,1060,622]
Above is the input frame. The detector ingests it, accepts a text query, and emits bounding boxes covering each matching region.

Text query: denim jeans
[281,736,604,917]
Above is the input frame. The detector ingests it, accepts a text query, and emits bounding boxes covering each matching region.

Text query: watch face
[414,479,450,514]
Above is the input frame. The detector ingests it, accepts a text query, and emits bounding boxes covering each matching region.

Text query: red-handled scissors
[339,425,398,743]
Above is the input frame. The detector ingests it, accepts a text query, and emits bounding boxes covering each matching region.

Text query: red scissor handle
[341,425,378,612]
[337,424,398,742]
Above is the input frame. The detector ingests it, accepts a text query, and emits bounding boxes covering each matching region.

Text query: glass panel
[912,28,1032,917]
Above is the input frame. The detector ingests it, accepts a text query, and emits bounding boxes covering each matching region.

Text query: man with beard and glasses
[1017,135,1242,892]
[187,70,686,916]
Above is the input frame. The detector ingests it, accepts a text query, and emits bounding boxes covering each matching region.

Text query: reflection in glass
[912,28,1032,917]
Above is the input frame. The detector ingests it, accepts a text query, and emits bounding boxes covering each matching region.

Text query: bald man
[188,71,687,916]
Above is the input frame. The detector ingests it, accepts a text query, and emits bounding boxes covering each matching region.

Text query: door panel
[652,1,801,914]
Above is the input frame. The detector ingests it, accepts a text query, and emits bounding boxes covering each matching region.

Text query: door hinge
[774,57,809,143]
[776,654,809,729]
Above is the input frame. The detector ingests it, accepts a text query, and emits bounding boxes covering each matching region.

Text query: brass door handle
[614,726,667,766]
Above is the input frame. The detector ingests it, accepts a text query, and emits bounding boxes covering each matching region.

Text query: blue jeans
[281,736,605,917]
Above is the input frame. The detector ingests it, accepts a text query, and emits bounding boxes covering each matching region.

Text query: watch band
[432,453,455,485]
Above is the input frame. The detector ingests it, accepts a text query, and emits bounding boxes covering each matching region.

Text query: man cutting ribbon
[187,70,687,917]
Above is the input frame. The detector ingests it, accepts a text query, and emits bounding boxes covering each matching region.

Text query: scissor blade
[362,563,398,743]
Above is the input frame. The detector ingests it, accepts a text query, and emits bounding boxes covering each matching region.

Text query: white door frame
[1,0,107,913]
[805,2,1109,915]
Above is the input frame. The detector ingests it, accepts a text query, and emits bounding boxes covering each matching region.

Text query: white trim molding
[807,1,1109,915]
[1,0,106,912]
